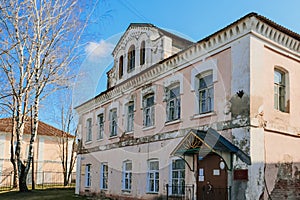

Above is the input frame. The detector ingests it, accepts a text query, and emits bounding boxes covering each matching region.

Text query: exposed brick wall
[270,179,300,199]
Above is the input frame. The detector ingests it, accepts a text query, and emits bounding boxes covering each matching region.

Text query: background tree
[0,0,82,191]
[55,89,77,186]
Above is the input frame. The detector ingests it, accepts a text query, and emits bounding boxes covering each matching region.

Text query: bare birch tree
[59,102,77,186]
[0,0,82,191]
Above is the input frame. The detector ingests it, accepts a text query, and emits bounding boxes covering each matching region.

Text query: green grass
[0,188,89,200]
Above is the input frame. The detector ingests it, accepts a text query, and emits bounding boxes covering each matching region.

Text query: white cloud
[85,40,114,60]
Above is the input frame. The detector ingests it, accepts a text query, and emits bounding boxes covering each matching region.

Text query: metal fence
[166,184,194,200]
[0,171,76,191]
[200,186,231,200]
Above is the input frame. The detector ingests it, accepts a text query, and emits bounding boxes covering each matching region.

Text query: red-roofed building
[0,118,75,186]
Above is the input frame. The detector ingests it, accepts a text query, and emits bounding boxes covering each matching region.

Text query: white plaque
[199,175,204,182]
[213,169,220,176]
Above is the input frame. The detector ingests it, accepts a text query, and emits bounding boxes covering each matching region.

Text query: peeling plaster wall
[247,127,265,200]
[249,32,300,199]
[264,131,300,199]
[232,127,250,200]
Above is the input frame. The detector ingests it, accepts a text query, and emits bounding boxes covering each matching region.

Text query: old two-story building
[75,13,300,199]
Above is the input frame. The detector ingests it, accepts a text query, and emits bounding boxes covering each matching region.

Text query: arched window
[140,41,145,65]
[127,45,135,72]
[119,56,123,79]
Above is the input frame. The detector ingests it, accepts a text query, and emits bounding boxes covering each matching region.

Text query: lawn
[0,188,91,200]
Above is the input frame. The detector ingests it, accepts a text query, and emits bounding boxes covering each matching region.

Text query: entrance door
[197,153,228,200]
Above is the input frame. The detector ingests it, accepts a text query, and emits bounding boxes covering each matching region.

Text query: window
[126,102,134,132]
[100,163,108,190]
[86,118,92,142]
[97,114,104,140]
[109,109,118,137]
[85,164,91,187]
[119,56,124,79]
[147,160,159,193]
[140,41,145,65]
[274,69,288,112]
[166,86,181,121]
[143,94,155,127]
[127,45,135,72]
[122,161,132,191]
[171,159,185,195]
[198,72,214,114]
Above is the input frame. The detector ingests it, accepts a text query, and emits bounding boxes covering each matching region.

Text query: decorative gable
[107,23,193,89]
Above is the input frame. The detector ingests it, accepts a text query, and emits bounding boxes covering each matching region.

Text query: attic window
[140,41,145,65]
[127,45,135,73]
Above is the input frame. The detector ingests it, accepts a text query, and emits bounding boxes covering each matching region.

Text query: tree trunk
[18,162,28,192]
[10,115,18,188]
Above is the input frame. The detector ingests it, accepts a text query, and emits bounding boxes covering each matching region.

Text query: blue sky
[89,0,300,42]
[42,0,300,128]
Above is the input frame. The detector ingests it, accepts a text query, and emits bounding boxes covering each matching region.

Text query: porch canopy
[171,128,251,165]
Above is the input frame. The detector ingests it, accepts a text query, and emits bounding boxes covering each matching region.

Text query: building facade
[75,13,300,199]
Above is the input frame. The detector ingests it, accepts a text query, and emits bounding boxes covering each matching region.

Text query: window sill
[109,135,118,140]
[122,189,131,193]
[125,131,134,135]
[165,119,182,126]
[191,111,216,119]
[142,126,155,131]
[96,138,104,142]
[274,109,290,114]
[146,192,159,194]
[85,141,92,145]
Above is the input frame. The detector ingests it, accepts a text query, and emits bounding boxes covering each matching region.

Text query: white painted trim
[163,73,184,94]
[190,59,218,91]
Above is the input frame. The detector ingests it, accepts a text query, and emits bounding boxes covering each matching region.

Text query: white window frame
[86,118,92,142]
[122,160,132,191]
[100,163,108,190]
[126,102,134,132]
[166,86,181,122]
[274,68,288,112]
[143,94,155,127]
[85,164,91,187]
[198,71,214,114]
[109,109,118,137]
[170,158,185,195]
[97,114,104,140]
[147,159,159,193]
